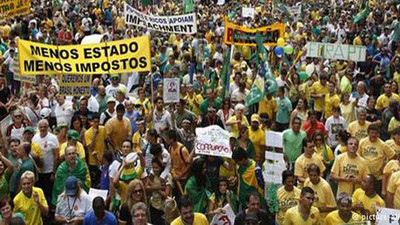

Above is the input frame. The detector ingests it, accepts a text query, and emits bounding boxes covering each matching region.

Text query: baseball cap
[67,130,79,141]
[251,114,260,123]
[24,126,35,134]
[107,97,116,104]
[65,176,79,196]
[110,74,119,79]
[40,108,52,118]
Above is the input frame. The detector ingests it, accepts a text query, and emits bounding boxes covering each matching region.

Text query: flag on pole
[183,0,194,13]
[353,2,370,24]
[220,46,231,99]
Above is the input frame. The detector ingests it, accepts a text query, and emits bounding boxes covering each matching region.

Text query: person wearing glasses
[283,187,320,225]
[6,109,29,142]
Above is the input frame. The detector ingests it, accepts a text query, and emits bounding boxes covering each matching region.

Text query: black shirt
[234,209,275,225]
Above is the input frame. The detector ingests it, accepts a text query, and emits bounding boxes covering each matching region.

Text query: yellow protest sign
[0,0,30,19]
[224,20,284,46]
[18,36,151,75]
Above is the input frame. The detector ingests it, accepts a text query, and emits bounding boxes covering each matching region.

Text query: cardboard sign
[124,3,197,34]
[88,188,108,203]
[306,42,367,62]
[242,7,255,18]
[265,131,283,148]
[263,152,286,184]
[376,208,400,225]
[58,86,91,96]
[0,0,30,19]
[224,20,284,46]
[210,204,236,225]
[163,78,180,103]
[18,36,151,75]
[195,125,231,158]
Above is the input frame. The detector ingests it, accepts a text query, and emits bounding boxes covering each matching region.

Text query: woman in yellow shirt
[340,92,357,126]
[313,131,334,167]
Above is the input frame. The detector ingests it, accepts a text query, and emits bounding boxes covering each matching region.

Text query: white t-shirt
[55,101,74,125]
[325,116,347,148]
[152,110,172,134]
[32,132,59,173]
[55,190,92,222]
[105,83,127,98]
[23,107,41,128]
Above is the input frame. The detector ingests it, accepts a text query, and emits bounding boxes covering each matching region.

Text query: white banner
[163,78,180,103]
[195,125,231,158]
[210,204,235,225]
[306,42,367,62]
[376,208,400,225]
[124,3,197,34]
[242,7,255,18]
[265,131,283,148]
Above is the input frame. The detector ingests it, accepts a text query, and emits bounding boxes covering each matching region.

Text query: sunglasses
[14,115,22,118]
[133,189,142,194]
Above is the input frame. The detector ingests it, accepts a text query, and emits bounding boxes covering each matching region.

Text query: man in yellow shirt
[294,138,326,187]
[347,107,370,141]
[283,187,320,225]
[358,124,395,193]
[387,170,400,209]
[105,104,132,152]
[249,114,266,166]
[84,113,106,187]
[258,93,277,122]
[304,164,336,220]
[184,83,203,116]
[171,195,209,225]
[324,192,362,225]
[352,174,385,217]
[376,82,400,111]
[331,137,370,196]
[324,83,340,119]
[311,75,329,120]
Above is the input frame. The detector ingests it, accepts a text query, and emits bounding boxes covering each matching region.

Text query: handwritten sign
[242,7,255,18]
[210,204,235,225]
[306,42,367,62]
[195,125,231,158]
[263,152,286,184]
[88,188,108,203]
[265,131,283,148]
[376,208,400,225]
[163,78,180,103]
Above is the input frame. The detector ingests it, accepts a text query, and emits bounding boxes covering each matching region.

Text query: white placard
[242,7,255,18]
[124,2,197,34]
[376,208,400,225]
[265,131,283,148]
[163,78,180,103]
[88,188,108,203]
[263,152,286,184]
[306,42,367,62]
[195,125,231,158]
[217,0,225,5]
[210,204,235,225]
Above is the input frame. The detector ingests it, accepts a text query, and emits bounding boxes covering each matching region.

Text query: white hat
[40,108,52,118]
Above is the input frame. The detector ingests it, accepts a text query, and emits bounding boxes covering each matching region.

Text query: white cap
[40,108,52,118]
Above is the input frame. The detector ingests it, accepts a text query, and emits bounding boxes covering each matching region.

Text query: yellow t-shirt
[385,139,400,154]
[185,94,203,116]
[331,153,370,196]
[299,82,311,103]
[276,186,301,225]
[31,142,43,159]
[352,188,385,215]
[347,121,371,141]
[376,93,400,111]
[340,102,356,125]
[383,159,400,178]
[311,81,329,112]
[284,205,320,225]
[135,98,152,116]
[387,171,400,209]
[117,181,128,204]
[358,137,395,179]
[353,36,363,45]
[115,16,125,30]
[171,213,209,225]
[249,127,265,164]
[304,178,337,219]
[84,126,106,166]
[131,131,143,153]
[324,94,340,119]
[258,96,278,119]
[394,72,400,90]
[226,116,249,138]
[171,143,190,180]
[388,117,400,133]
[324,210,362,225]
[294,154,326,184]
[13,187,48,225]
[59,142,86,159]
[105,117,132,150]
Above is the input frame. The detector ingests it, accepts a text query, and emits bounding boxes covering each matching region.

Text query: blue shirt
[124,110,140,137]
[83,211,117,225]
[276,97,292,124]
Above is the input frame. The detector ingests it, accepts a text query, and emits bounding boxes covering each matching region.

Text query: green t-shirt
[282,129,307,163]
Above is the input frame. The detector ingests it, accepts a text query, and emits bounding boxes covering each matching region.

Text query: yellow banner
[224,20,284,46]
[18,36,151,75]
[0,0,30,19]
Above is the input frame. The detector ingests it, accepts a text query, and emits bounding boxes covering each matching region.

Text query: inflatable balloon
[300,64,306,71]
[277,38,285,47]
[275,46,283,55]
[284,45,294,54]
[299,71,308,81]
